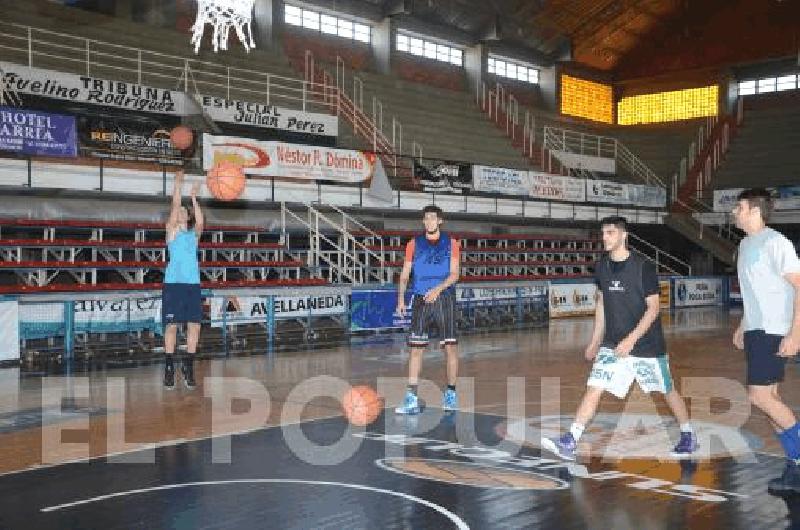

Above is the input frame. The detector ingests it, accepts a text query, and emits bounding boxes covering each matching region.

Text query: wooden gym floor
[0,306,798,529]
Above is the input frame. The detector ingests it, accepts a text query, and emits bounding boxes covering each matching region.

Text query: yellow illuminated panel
[560,75,613,124]
[617,85,718,125]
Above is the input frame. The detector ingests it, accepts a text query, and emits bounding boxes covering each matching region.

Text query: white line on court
[39,479,471,530]
[0,413,343,479]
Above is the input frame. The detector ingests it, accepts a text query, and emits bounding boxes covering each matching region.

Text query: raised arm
[190,181,204,238]
[167,169,185,229]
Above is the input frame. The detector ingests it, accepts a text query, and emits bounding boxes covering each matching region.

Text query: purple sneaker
[671,431,699,458]
[541,432,577,461]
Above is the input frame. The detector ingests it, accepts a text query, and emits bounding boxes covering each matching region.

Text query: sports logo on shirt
[609,280,624,292]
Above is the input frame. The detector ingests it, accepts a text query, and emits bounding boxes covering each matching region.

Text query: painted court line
[39,479,471,530]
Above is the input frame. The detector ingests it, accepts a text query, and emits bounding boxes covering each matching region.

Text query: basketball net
[191,0,256,54]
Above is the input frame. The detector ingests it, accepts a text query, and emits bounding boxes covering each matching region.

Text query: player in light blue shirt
[162,169,204,390]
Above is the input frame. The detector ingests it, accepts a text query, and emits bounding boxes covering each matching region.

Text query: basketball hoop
[191,0,256,54]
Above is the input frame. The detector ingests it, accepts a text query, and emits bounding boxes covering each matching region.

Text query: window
[561,75,613,124]
[397,34,409,52]
[302,10,319,31]
[284,4,370,44]
[617,85,718,125]
[738,74,800,97]
[337,19,353,39]
[408,37,423,56]
[320,14,337,35]
[777,74,797,91]
[285,4,302,26]
[424,41,437,60]
[758,77,776,93]
[738,80,756,96]
[437,44,449,63]
[488,55,540,85]
[354,23,370,43]
[396,32,463,66]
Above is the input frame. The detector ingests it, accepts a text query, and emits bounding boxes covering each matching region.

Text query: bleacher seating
[0,218,600,293]
[353,229,600,283]
[713,92,800,189]
[2,0,699,196]
[0,217,319,293]
[522,110,701,184]
[324,68,534,169]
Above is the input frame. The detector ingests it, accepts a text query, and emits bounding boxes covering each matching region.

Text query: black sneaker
[769,460,800,495]
[181,360,196,389]
[164,365,175,390]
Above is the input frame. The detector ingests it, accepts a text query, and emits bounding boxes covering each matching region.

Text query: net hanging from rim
[190,0,256,54]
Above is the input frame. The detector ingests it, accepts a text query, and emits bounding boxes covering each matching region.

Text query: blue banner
[351,282,549,331]
[0,106,77,157]
[350,290,411,331]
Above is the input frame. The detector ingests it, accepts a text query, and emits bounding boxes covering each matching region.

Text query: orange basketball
[170,125,194,150]
[206,161,246,201]
[342,385,383,426]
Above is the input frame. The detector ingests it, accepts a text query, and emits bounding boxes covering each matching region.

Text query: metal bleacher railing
[476,80,665,188]
[0,20,331,114]
[669,99,745,248]
[672,98,743,209]
[0,20,423,186]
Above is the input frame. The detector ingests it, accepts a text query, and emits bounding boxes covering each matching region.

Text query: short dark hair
[422,205,443,219]
[600,216,628,232]
[736,188,774,223]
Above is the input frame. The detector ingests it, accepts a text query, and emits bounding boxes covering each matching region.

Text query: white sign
[18,298,162,338]
[713,188,742,212]
[210,294,347,326]
[551,151,616,174]
[457,282,548,305]
[200,96,338,137]
[529,173,586,202]
[673,278,724,307]
[714,187,800,212]
[586,179,630,205]
[627,184,666,208]
[0,301,20,361]
[203,134,377,183]
[73,298,162,330]
[0,62,187,115]
[548,282,597,317]
[472,165,531,195]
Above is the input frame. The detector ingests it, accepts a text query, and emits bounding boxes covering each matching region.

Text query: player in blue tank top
[395,205,461,415]
[162,169,204,390]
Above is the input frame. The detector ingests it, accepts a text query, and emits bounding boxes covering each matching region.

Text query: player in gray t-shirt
[732,188,800,495]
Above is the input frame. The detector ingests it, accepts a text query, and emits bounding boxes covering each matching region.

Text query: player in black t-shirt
[541,216,697,461]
